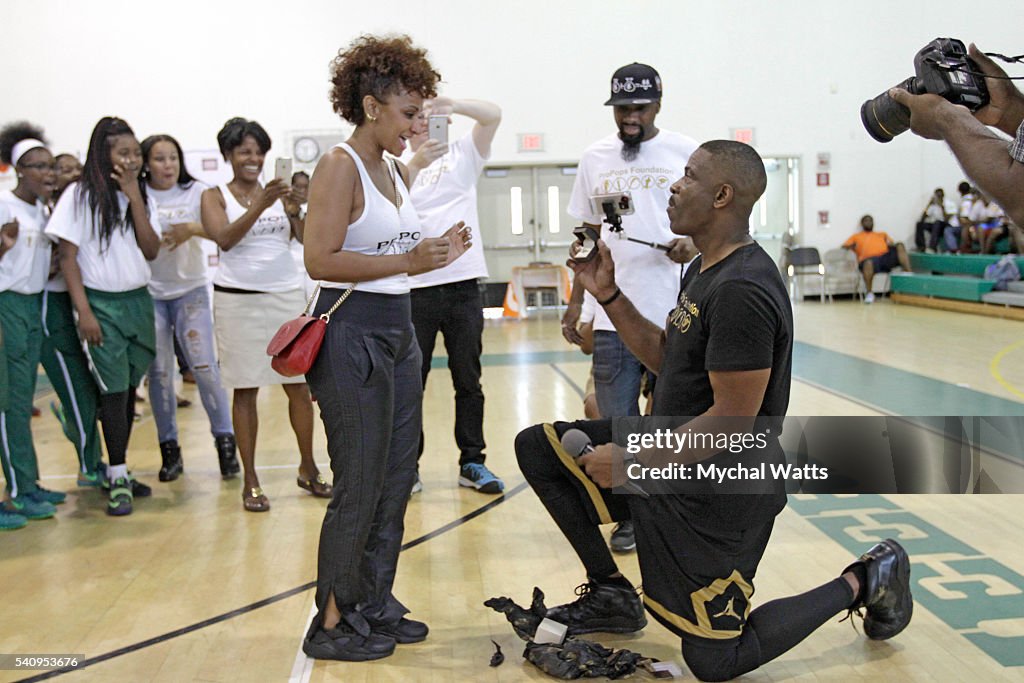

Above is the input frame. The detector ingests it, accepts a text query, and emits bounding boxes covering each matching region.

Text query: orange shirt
[843,231,891,262]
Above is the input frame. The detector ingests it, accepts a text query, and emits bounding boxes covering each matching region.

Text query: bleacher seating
[889,252,1024,319]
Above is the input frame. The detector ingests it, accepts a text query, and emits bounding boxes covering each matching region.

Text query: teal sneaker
[79,461,108,487]
[29,487,67,505]
[0,508,28,530]
[4,496,56,520]
[458,463,505,494]
[107,477,133,516]
[77,470,104,487]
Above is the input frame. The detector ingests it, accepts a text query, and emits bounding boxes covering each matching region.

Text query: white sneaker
[410,473,423,496]
[865,292,876,304]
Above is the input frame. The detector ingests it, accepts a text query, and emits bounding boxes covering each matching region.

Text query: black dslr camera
[861,37,989,143]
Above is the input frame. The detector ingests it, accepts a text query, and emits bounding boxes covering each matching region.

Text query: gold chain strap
[302,283,353,323]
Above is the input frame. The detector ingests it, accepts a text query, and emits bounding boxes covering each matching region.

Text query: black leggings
[98,388,135,467]
[680,578,853,681]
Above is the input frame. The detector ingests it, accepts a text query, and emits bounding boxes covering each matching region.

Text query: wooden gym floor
[2,297,1024,682]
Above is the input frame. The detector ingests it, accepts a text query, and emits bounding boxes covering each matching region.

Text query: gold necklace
[230,182,256,208]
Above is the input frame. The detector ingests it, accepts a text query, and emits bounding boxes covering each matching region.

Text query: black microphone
[560,429,649,498]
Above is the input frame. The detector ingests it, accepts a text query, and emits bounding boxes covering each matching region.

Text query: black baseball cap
[605,63,662,106]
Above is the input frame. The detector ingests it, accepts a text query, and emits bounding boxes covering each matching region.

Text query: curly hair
[0,120,48,165]
[329,34,440,126]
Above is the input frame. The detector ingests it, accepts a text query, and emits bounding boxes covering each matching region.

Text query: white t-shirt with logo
[967,198,988,224]
[211,183,300,293]
[406,134,489,287]
[0,190,51,295]
[45,182,157,292]
[568,130,698,332]
[319,143,423,296]
[148,181,210,300]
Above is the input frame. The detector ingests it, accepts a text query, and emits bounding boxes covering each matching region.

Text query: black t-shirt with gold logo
[652,242,792,425]
[648,242,793,528]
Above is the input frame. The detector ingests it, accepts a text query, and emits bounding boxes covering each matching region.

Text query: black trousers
[410,279,486,466]
[306,290,422,634]
[915,220,946,251]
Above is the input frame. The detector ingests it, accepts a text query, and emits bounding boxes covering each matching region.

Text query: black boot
[215,434,240,480]
[158,440,183,482]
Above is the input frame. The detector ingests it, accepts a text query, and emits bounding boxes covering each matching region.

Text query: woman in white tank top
[299,35,471,662]
[201,117,330,513]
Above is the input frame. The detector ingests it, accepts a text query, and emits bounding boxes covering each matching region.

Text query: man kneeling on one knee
[514,140,913,682]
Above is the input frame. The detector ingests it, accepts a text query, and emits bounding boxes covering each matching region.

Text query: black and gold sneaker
[544,581,646,635]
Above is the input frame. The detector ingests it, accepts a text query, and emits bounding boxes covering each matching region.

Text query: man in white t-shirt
[405,97,503,494]
[561,63,698,553]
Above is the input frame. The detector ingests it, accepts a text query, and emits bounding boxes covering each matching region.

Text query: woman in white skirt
[201,117,330,512]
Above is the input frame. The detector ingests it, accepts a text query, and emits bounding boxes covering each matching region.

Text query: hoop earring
[365,112,377,123]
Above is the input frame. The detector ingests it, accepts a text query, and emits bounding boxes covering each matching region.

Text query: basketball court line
[13,483,528,683]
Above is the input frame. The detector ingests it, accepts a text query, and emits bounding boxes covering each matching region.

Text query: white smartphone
[428,115,448,145]
[275,157,293,184]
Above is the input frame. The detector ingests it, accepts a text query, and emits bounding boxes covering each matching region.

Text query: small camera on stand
[589,191,634,234]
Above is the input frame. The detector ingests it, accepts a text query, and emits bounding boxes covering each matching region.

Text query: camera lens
[861,77,917,143]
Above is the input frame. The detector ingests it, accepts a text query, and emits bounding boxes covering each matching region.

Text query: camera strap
[929,52,1024,81]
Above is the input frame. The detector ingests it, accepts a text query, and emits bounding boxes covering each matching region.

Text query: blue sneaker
[107,477,133,516]
[29,486,67,505]
[459,463,504,494]
[3,496,56,520]
[0,508,28,530]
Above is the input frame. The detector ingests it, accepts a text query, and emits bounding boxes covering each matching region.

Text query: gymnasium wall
[1,0,1017,252]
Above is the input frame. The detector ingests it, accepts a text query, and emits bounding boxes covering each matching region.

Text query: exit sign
[730,127,755,146]
[518,133,544,152]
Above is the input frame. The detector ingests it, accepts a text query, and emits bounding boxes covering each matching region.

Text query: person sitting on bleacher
[959,190,990,253]
[943,182,974,253]
[842,215,911,304]
[979,199,1009,254]
[915,188,949,253]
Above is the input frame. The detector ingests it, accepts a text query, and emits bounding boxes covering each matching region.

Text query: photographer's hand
[969,44,1024,137]
[889,88,962,140]
[891,68,1024,226]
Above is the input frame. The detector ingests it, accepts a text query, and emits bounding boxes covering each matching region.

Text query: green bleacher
[892,253,1024,304]
[908,252,1024,277]
[890,273,996,301]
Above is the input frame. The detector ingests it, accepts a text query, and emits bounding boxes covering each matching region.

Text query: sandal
[242,486,270,512]
[297,473,333,498]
